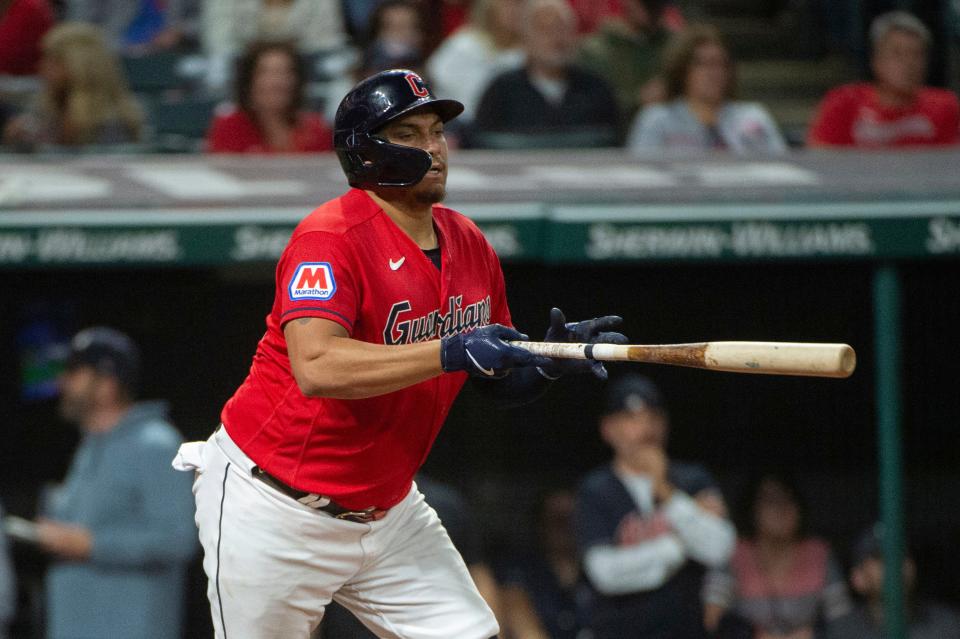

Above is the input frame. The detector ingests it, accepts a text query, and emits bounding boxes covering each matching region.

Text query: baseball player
[173,69,626,639]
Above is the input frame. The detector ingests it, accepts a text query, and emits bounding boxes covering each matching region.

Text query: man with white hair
[472,0,620,146]
[808,10,959,147]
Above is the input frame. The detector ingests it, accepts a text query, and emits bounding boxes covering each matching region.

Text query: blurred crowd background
[0,0,958,154]
[1,0,960,638]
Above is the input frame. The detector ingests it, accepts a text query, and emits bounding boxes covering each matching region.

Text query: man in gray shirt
[36,327,197,639]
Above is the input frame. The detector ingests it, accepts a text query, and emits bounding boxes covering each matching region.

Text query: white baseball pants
[173,429,498,639]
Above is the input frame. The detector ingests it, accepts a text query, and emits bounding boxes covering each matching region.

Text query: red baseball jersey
[221,188,511,509]
[808,83,960,147]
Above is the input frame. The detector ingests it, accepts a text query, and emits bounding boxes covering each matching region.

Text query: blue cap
[603,374,665,416]
[66,327,140,393]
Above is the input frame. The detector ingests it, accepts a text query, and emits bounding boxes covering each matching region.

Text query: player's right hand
[440,324,552,378]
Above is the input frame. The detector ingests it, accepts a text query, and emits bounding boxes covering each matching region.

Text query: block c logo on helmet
[405,73,429,98]
[289,262,337,301]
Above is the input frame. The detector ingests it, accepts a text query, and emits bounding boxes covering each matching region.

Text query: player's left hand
[441,323,553,378]
[540,307,628,380]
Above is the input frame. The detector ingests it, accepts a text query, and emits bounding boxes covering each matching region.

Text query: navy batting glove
[540,307,628,380]
[441,324,552,378]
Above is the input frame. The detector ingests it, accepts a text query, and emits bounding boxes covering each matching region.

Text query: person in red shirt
[206,40,333,153]
[174,69,626,639]
[808,10,960,148]
[0,0,55,75]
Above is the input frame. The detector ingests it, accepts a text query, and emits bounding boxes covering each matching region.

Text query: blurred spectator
[826,524,960,639]
[358,0,428,76]
[65,0,197,53]
[0,500,13,639]
[498,489,591,639]
[426,0,523,123]
[472,0,619,146]
[703,473,852,639]
[578,0,672,119]
[575,375,735,639]
[808,11,959,148]
[1,23,144,151]
[0,0,55,75]
[36,327,196,639]
[316,474,506,638]
[203,0,346,59]
[206,40,333,153]
[627,24,787,153]
[202,0,346,92]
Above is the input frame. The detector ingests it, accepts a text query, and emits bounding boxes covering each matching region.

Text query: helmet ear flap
[362,136,433,187]
[337,133,432,188]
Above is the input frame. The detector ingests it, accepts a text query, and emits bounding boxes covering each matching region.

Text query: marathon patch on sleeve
[288,262,337,301]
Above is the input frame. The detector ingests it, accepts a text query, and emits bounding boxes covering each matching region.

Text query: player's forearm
[662,492,735,567]
[583,535,686,595]
[293,335,444,399]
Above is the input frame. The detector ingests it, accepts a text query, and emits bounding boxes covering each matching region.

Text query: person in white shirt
[426,0,525,123]
[201,0,346,93]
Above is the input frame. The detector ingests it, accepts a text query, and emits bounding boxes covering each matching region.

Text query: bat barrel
[701,341,856,378]
[509,340,856,378]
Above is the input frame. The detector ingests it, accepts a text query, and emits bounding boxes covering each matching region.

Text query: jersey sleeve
[276,230,360,333]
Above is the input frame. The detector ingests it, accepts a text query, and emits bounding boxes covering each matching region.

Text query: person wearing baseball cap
[574,374,735,639]
[34,327,197,639]
[826,524,960,639]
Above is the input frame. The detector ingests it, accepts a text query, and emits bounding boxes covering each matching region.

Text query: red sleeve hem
[279,307,354,334]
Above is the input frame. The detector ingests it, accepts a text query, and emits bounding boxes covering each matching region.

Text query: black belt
[251,466,387,524]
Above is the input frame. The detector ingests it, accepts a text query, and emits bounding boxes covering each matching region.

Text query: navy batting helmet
[334,69,464,189]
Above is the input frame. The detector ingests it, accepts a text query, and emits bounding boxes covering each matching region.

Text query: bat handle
[508,341,631,361]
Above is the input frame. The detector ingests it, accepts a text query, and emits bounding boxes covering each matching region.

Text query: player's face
[251,50,297,114]
[58,366,98,423]
[378,5,423,52]
[39,54,68,94]
[490,0,523,42]
[752,478,800,541]
[525,6,576,72]
[873,29,927,96]
[379,110,448,204]
[601,407,667,455]
[685,42,731,106]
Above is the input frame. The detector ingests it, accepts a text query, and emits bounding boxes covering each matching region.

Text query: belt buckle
[336,509,376,523]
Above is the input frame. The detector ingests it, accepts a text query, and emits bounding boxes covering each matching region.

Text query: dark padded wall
[2,258,958,636]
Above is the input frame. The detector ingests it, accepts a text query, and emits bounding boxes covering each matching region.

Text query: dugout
[1,150,959,637]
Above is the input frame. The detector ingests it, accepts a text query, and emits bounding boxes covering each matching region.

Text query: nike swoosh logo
[389,256,405,270]
[465,349,496,376]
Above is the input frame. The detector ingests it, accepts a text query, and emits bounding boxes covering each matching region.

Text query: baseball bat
[508,341,856,378]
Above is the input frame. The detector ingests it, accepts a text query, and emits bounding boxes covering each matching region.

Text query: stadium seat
[121,52,184,95]
[148,98,219,152]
